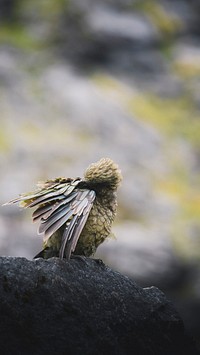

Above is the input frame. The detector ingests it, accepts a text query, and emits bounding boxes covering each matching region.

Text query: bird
[4,158,122,260]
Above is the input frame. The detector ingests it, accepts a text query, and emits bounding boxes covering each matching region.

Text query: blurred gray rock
[87,7,159,43]
[96,222,186,288]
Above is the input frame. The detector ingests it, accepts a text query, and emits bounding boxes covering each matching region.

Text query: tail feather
[34,249,45,259]
[33,247,60,259]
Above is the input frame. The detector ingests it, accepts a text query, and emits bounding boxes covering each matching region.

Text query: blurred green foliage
[130,94,200,149]
[133,0,182,37]
[0,23,39,49]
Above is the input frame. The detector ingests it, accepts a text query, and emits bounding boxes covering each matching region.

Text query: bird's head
[84,158,122,190]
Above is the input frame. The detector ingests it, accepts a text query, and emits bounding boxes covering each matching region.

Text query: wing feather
[3,176,96,259]
[32,191,78,222]
[43,209,74,241]
[3,178,81,207]
[59,215,79,259]
[32,205,53,222]
[59,190,96,259]
[38,206,71,234]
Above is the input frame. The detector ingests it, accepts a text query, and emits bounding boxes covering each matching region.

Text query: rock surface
[0,256,198,355]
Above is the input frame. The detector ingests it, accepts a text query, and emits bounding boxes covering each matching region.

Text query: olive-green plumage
[4,158,122,260]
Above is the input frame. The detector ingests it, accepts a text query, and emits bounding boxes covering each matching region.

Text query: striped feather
[32,205,53,222]
[38,205,72,234]
[59,215,79,259]
[3,176,96,259]
[59,190,95,259]
[43,209,74,241]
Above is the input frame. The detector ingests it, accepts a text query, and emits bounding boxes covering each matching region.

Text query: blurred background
[0,0,200,348]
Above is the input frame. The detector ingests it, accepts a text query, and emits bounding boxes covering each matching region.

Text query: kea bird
[4,158,122,260]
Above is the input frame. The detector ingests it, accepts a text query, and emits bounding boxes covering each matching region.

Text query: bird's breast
[75,193,117,256]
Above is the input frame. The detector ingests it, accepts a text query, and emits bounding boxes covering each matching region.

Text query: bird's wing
[4,177,96,259]
[59,190,95,259]
[3,177,79,207]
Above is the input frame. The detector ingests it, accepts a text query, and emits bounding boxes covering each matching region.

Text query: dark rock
[54,2,160,69]
[0,0,17,22]
[0,256,198,355]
